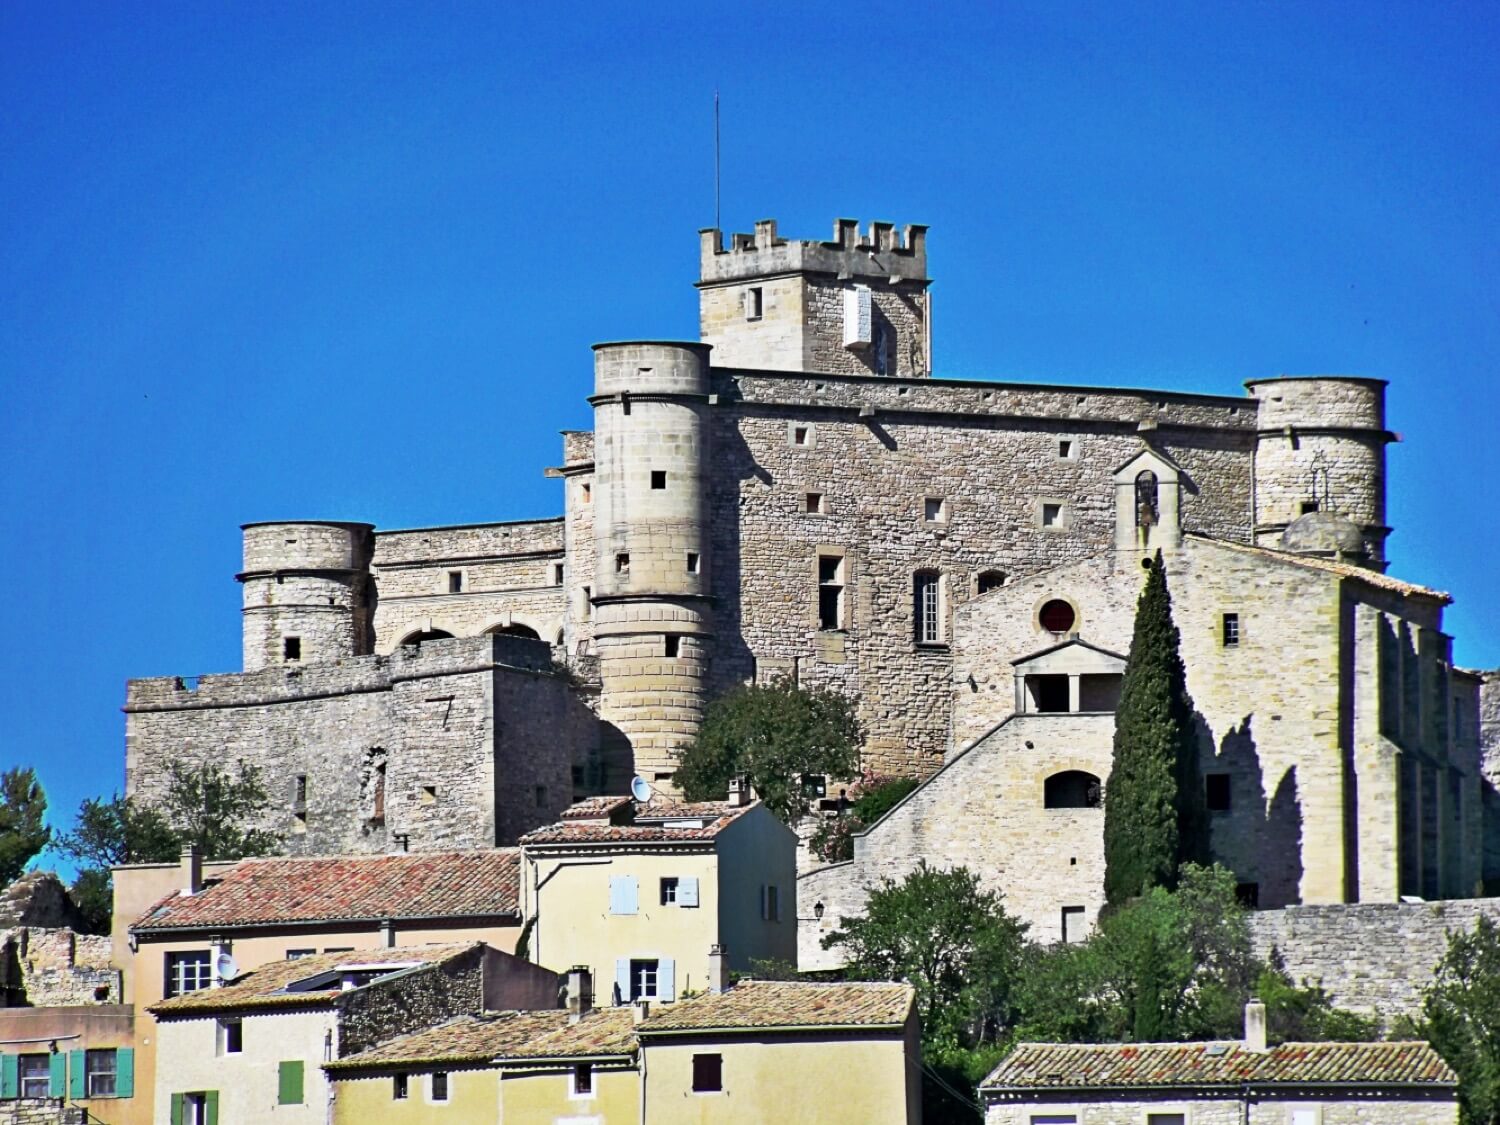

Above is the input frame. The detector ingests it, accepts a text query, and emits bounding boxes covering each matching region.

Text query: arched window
[1135,471,1159,528]
[485,623,540,640]
[913,570,943,644]
[1045,770,1102,809]
[976,570,1006,594]
[1038,599,1076,634]
[399,629,454,647]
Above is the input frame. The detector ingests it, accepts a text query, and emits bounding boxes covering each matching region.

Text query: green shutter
[278,1060,304,1105]
[50,1051,67,1097]
[115,1049,134,1098]
[205,1089,219,1125]
[67,1049,84,1099]
[0,1054,15,1099]
[170,1093,184,1125]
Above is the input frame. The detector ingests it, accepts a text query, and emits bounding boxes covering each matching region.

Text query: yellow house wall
[641,1034,913,1125]
[332,1067,498,1125]
[153,1009,334,1125]
[499,1065,638,1124]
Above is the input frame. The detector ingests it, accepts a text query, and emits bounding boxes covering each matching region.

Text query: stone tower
[590,342,714,789]
[1246,377,1392,566]
[698,218,930,377]
[238,521,375,671]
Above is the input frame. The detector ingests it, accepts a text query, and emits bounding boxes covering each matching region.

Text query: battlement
[698,218,929,286]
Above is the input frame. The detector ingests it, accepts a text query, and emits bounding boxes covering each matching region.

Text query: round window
[1039,599,1076,633]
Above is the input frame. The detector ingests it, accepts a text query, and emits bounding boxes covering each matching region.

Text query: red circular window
[1039,599,1076,633]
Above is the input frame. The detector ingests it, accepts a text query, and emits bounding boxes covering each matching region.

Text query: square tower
[697,218,930,376]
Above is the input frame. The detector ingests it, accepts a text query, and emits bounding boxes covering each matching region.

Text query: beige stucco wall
[154,1008,334,1125]
[331,1066,497,1124]
[499,1063,638,1123]
[985,1092,1457,1124]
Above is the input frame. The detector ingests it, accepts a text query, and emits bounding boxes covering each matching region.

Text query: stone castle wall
[0,928,119,1007]
[125,635,593,853]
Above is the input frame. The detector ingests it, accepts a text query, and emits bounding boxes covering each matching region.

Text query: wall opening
[399,629,454,647]
[487,623,541,640]
[976,569,1006,594]
[817,555,845,631]
[1078,673,1123,712]
[650,471,667,490]
[1027,674,1070,713]
[1039,599,1076,634]
[447,571,463,593]
[283,636,301,662]
[1045,771,1102,810]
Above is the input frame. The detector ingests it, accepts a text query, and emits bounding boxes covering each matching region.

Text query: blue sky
[2,1,1496,858]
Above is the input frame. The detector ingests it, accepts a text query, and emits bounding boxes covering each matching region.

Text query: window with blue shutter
[678,876,699,907]
[614,959,630,1005]
[609,875,638,915]
[657,958,675,1002]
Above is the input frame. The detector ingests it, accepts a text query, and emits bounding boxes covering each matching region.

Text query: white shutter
[609,876,638,915]
[615,959,630,1005]
[678,877,699,908]
[657,958,675,1003]
[843,285,872,349]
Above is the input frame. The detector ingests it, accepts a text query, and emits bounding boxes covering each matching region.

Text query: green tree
[0,767,51,888]
[57,794,181,934]
[674,678,861,822]
[1418,915,1500,1124]
[1102,552,1207,904]
[160,761,279,860]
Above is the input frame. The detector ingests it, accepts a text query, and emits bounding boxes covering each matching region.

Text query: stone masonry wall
[985,1094,1456,1125]
[0,928,119,1007]
[337,947,484,1057]
[1248,898,1500,1017]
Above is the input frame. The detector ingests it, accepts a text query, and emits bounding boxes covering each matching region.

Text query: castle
[123,217,1497,944]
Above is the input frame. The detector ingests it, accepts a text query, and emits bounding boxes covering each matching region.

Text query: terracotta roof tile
[131,850,520,932]
[326,1010,571,1070]
[560,796,634,822]
[494,1008,639,1061]
[150,943,477,1016]
[1189,534,1451,602]
[520,801,755,846]
[639,980,915,1033]
[982,1040,1457,1091]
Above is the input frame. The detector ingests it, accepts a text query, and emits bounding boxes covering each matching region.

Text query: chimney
[727,777,750,807]
[632,999,651,1024]
[566,966,593,1023]
[380,920,396,948]
[1244,999,1268,1053]
[180,844,202,897]
[708,944,731,994]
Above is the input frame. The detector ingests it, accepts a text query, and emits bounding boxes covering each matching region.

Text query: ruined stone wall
[1248,898,1500,1017]
[0,928,119,1007]
[710,373,1257,776]
[125,635,592,854]
[337,948,485,1057]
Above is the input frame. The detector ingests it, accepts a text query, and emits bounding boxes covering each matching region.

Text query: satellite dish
[630,775,652,803]
[215,952,239,981]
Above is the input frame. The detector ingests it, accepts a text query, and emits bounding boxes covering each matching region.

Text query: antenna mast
[714,89,721,234]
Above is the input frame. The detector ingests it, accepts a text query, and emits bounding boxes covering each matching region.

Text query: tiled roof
[150,943,477,1015]
[131,850,521,932]
[982,1040,1457,1091]
[639,980,915,1034]
[1190,535,1451,602]
[494,1008,639,1061]
[327,1010,571,1071]
[560,796,634,822]
[520,801,755,846]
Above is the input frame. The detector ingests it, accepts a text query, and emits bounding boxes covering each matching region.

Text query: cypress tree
[1103,552,1208,904]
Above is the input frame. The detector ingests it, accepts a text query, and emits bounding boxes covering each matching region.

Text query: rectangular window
[692,1053,723,1093]
[552,562,565,585]
[1206,773,1232,812]
[616,553,629,574]
[218,1018,243,1055]
[664,634,681,658]
[277,1060,304,1106]
[165,951,212,998]
[1300,500,1320,515]
[85,1048,119,1097]
[1058,438,1074,459]
[283,636,301,661]
[447,570,463,593]
[421,785,438,804]
[430,1072,449,1102]
[761,884,781,922]
[745,286,763,320]
[1061,905,1087,944]
[801,774,827,799]
[286,949,316,960]
[18,1054,48,1098]
[183,1093,211,1125]
[791,424,810,447]
[1146,1115,1186,1125]
[393,1073,409,1099]
[805,492,824,514]
[686,551,699,573]
[1222,612,1241,647]
[923,497,947,522]
[294,774,307,804]
[817,554,845,630]
[1029,1116,1077,1124]
[1041,502,1064,528]
[651,470,667,489]
[914,571,943,644]
[661,877,680,905]
[581,481,592,503]
[630,959,659,1000]
[573,1063,593,1095]
[535,785,547,807]
[582,586,593,620]
[1290,1108,1320,1125]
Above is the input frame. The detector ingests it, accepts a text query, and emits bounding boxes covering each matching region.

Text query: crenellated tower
[698,218,930,376]
[590,342,714,790]
[238,521,375,671]
[1246,377,1393,567]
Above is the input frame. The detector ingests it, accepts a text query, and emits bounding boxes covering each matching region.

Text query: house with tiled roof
[980,1001,1458,1125]
[323,965,920,1125]
[518,791,796,1003]
[150,941,557,1125]
[112,846,527,1124]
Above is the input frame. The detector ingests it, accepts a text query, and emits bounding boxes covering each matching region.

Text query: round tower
[591,341,714,790]
[1246,376,1392,567]
[239,521,375,671]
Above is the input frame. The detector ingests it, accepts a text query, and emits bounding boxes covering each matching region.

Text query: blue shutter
[116,1049,134,1098]
[609,876,638,915]
[68,1050,85,1099]
[615,958,631,1004]
[0,1054,16,1099]
[678,877,699,907]
[657,958,675,1002]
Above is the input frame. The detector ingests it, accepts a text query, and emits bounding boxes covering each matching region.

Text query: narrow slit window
[448,571,463,593]
[283,636,301,662]
[651,470,667,490]
[686,552,699,574]
[1222,613,1241,647]
[664,634,681,658]
[1206,773,1232,812]
[581,482,592,503]
[616,553,630,574]
[552,563,565,586]
[817,555,845,631]
[914,570,943,644]
[745,286,763,320]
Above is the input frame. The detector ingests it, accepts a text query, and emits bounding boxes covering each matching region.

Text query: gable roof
[493,1008,639,1062]
[1188,534,1451,603]
[1010,636,1128,667]
[520,800,757,847]
[150,943,477,1016]
[638,980,915,1035]
[982,1040,1456,1092]
[326,1010,571,1072]
[131,850,521,934]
